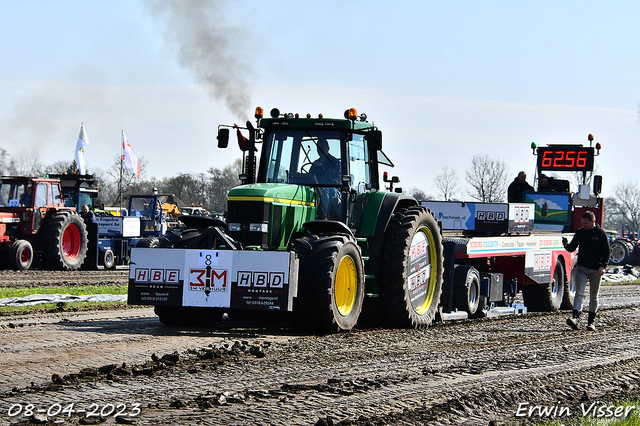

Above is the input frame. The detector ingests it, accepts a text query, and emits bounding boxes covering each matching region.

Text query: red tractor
[609,226,640,266]
[0,177,88,270]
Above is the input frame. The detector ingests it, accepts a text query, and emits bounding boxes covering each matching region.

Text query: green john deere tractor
[128,107,443,333]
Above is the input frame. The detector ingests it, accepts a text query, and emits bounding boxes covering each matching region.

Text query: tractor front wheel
[11,240,33,271]
[292,234,365,333]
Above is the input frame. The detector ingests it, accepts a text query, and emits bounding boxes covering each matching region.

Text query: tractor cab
[0,177,65,236]
[217,107,400,249]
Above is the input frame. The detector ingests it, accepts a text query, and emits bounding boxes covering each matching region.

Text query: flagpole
[119,130,123,213]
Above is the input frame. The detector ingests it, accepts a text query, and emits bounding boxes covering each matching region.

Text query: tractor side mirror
[366,130,382,151]
[217,128,229,148]
[593,175,602,196]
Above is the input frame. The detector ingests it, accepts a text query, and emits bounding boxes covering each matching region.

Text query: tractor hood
[228,183,315,207]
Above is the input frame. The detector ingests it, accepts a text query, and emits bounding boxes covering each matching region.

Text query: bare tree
[605,180,640,233]
[434,166,460,200]
[9,145,44,176]
[0,148,12,176]
[406,187,430,201]
[206,159,242,212]
[465,154,509,203]
[105,154,149,206]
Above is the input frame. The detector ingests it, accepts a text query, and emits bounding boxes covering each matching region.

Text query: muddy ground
[0,271,639,425]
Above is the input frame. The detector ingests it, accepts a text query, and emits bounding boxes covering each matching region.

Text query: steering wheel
[300,162,313,173]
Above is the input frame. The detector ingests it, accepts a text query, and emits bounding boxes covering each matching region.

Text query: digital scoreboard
[536,145,595,172]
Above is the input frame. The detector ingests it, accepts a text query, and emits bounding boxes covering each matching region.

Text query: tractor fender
[303,220,354,237]
[356,192,418,237]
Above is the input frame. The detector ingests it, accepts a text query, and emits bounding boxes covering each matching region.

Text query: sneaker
[586,323,596,331]
[567,317,580,330]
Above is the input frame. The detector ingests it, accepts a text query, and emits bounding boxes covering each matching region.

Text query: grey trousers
[573,264,601,313]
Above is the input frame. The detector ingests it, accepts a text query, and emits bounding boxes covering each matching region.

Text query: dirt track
[0,271,639,425]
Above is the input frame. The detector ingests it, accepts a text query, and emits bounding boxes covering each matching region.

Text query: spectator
[562,211,610,331]
[80,204,97,224]
[507,171,534,203]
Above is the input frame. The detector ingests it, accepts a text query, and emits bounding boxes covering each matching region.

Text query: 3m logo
[237,271,284,289]
[189,268,228,292]
[476,211,506,221]
[134,268,179,284]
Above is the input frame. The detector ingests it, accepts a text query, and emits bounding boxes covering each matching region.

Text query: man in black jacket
[562,211,610,331]
[507,171,534,203]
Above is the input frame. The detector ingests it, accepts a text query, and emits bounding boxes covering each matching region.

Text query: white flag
[75,123,89,174]
[122,131,140,179]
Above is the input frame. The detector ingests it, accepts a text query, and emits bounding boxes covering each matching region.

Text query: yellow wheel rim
[335,255,357,316]
[409,226,438,316]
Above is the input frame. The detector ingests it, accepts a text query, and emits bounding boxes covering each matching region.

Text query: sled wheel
[102,248,115,270]
[453,265,481,317]
[523,261,565,312]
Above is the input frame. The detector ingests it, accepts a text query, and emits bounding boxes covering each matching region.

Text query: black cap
[538,174,548,179]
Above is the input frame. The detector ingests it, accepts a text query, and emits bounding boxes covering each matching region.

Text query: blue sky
[1,0,638,198]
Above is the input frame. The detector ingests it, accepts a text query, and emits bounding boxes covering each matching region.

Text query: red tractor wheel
[41,211,88,270]
[11,240,33,271]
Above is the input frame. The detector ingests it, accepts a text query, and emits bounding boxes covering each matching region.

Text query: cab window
[35,183,48,208]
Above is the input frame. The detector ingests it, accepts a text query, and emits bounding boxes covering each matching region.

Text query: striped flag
[122,131,140,179]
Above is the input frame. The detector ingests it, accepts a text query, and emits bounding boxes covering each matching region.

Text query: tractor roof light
[306,113,311,118]
[344,108,358,121]
[318,113,323,119]
[596,142,601,155]
[286,113,294,118]
[530,141,537,155]
[255,107,264,119]
[359,113,367,122]
[270,108,280,118]
[588,133,594,142]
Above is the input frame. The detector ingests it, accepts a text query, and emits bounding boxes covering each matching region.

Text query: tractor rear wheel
[610,240,634,265]
[41,211,88,270]
[292,234,365,333]
[11,240,33,271]
[379,206,444,328]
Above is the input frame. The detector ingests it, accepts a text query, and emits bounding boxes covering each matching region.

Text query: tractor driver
[309,137,342,220]
[19,184,32,206]
[309,137,341,185]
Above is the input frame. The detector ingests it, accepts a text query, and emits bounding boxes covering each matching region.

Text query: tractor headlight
[249,223,268,232]
[228,223,241,232]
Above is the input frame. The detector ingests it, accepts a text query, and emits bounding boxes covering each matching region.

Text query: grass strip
[0,285,128,298]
